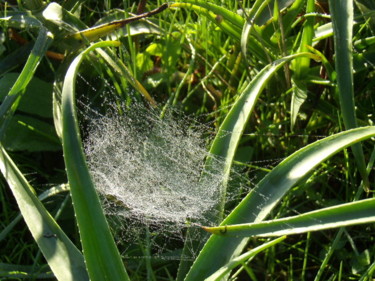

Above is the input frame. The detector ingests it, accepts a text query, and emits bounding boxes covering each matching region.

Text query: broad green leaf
[0,27,53,140]
[204,198,375,237]
[185,125,375,280]
[329,0,369,188]
[61,41,130,281]
[0,73,53,118]
[0,146,88,281]
[3,115,60,152]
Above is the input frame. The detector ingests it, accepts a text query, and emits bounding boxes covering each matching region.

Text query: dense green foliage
[1,0,375,280]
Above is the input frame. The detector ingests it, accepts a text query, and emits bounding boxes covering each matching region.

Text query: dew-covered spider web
[76,73,351,262]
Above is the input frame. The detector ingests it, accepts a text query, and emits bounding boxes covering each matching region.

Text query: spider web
[76,74,347,262]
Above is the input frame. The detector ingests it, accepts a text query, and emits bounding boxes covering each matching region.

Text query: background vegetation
[1,0,375,280]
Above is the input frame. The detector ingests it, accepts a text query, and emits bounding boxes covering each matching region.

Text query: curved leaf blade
[0,146,88,281]
[61,41,130,281]
[204,53,316,221]
[204,198,375,237]
[185,125,375,280]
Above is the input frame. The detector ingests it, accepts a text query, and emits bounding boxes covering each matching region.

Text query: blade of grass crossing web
[185,125,375,280]
[0,145,88,281]
[328,0,369,189]
[204,197,375,237]
[61,41,130,281]
[0,27,53,140]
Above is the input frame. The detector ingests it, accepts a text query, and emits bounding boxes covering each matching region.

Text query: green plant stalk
[203,197,375,236]
[0,146,88,281]
[328,0,369,189]
[185,125,375,280]
[61,41,130,281]
[0,27,53,140]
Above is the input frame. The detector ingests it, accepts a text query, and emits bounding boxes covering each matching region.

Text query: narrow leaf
[328,0,369,188]
[0,146,88,281]
[61,41,130,281]
[204,198,375,237]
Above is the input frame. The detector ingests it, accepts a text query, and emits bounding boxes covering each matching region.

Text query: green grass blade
[0,27,53,139]
[61,41,130,281]
[0,145,88,281]
[205,236,286,281]
[0,184,69,242]
[204,197,375,237]
[204,52,317,221]
[185,125,375,280]
[328,0,369,188]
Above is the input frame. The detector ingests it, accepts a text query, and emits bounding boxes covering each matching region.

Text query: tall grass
[1,0,375,280]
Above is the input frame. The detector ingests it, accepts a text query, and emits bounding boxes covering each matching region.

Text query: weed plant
[0,0,375,280]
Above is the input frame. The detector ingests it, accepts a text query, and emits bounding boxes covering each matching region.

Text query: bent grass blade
[0,146,88,281]
[203,197,375,237]
[185,123,375,280]
[61,41,130,281]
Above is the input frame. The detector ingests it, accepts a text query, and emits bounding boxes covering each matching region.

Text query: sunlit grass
[0,0,375,280]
